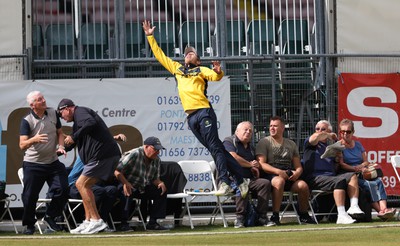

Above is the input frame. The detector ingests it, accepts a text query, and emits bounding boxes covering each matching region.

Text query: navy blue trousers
[187,107,244,184]
[118,184,167,223]
[22,160,69,227]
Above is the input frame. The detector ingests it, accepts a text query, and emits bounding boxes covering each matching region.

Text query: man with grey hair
[302,119,365,224]
[223,121,275,228]
[19,91,69,234]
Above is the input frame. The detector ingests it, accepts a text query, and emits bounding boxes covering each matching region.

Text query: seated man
[114,136,168,230]
[256,116,316,225]
[223,121,275,228]
[302,120,365,224]
[68,156,118,231]
[67,133,125,232]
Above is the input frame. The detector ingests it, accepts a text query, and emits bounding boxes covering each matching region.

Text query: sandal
[377,208,396,220]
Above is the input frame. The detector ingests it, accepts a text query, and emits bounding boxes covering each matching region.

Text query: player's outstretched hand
[142,20,156,36]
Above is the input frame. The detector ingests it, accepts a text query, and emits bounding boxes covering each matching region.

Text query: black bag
[244,201,258,227]
[0,181,7,218]
[0,180,7,199]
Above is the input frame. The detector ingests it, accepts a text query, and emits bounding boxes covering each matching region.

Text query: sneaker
[119,223,134,232]
[70,220,90,234]
[215,182,234,196]
[299,213,317,224]
[238,179,250,198]
[347,206,365,220]
[270,213,281,225]
[80,219,108,234]
[336,213,356,224]
[146,222,169,231]
[103,226,116,233]
[43,215,62,232]
[257,216,276,227]
[23,226,35,235]
[234,217,245,228]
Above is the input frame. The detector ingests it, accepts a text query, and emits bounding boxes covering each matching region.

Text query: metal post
[115,0,125,78]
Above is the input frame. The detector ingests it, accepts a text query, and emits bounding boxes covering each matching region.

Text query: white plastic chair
[18,168,71,234]
[166,192,194,229]
[390,155,400,220]
[178,160,229,227]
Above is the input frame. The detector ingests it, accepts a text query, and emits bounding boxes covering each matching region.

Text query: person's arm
[290,156,303,181]
[339,151,369,172]
[308,131,337,146]
[152,179,167,195]
[201,65,224,81]
[114,133,127,142]
[256,154,288,179]
[19,119,49,150]
[56,127,67,156]
[143,20,180,74]
[114,169,134,197]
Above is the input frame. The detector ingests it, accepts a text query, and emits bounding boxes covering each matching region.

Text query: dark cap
[57,98,75,111]
[184,45,198,57]
[144,136,165,150]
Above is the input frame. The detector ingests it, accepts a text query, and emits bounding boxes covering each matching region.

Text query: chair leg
[1,199,18,234]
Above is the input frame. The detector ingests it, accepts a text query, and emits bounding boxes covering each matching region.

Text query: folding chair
[280,191,302,224]
[108,197,147,231]
[178,160,229,228]
[166,192,194,229]
[0,196,18,234]
[162,161,194,229]
[65,198,84,228]
[309,190,336,222]
[390,155,400,220]
[17,168,71,234]
[208,161,236,225]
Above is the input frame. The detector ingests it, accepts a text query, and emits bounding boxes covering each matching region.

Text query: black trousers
[22,160,69,227]
[118,183,167,223]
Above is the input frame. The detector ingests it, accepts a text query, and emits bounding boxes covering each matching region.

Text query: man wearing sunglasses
[302,120,365,224]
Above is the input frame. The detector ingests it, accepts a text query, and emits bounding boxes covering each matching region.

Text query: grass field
[1,220,400,245]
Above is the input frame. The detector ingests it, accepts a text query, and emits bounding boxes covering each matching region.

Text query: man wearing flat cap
[142,20,249,199]
[114,136,168,230]
[57,98,121,234]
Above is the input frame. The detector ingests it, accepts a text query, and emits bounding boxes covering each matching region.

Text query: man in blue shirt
[302,120,365,224]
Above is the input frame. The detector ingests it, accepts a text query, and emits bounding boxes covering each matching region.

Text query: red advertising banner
[338,73,400,195]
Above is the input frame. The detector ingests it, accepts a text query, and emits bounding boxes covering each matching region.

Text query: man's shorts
[309,172,355,191]
[82,155,120,181]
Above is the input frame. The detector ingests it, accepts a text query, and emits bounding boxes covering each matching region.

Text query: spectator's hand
[250,160,260,169]
[123,183,134,197]
[114,133,127,142]
[289,170,300,182]
[158,182,167,195]
[64,135,75,145]
[212,61,222,74]
[34,132,49,144]
[329,132,338,141]
[278,169,289,180]
[251,167,260,178]
[56,147,67,157]
[142,20,155,36]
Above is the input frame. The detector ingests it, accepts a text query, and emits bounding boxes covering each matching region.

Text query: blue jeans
[187,107,244,184]
[358,177,387,202]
